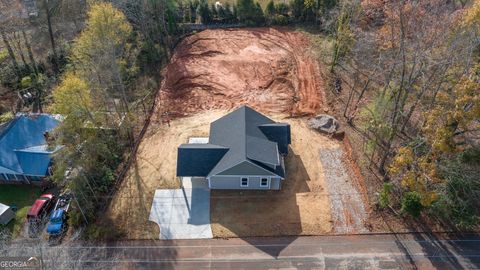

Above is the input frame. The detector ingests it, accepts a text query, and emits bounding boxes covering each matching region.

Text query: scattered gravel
[320,147,368,234]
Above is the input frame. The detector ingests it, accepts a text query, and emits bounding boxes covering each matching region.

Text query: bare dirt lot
[156,28,323,119]
[105,28,368,239]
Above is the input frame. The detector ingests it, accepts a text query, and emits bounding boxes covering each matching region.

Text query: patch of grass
[0,185,41,238]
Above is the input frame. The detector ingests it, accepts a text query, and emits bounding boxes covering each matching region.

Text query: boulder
[308,114,343,137]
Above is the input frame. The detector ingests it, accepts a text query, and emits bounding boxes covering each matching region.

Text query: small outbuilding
[0,203,15,225]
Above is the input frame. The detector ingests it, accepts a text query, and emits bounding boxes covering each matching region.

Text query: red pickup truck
[27,194,56,236]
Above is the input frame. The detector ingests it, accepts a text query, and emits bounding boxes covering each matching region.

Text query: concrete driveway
[149,137,212,240]
[149,177,212,239]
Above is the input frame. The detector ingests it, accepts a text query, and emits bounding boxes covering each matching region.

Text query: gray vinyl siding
[209,175,283,190]
[270,178,282,190]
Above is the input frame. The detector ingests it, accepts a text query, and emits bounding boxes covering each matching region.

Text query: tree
[330,1,356,72]
[336,1,480,226]
[40,0,59,71]
[198,0,213,24]
[211,3,218,18]
[50,72,92,117]
[49,3,136,228]
[237,0,264,25]
[224,2,236,23]
[266,0,276,16]
[290,0,305,21]
[72,2,133,113]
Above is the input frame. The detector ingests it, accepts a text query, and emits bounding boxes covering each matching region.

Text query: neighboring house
[177,105,291,190]
[0,203,15,225]
[0,114,62,183]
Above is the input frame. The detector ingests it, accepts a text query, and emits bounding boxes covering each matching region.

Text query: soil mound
[156,28,323,119]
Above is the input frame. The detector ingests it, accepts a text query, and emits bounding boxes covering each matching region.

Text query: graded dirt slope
[155,28,323,120]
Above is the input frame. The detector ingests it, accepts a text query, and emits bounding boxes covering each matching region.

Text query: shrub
[0,112,14,124]
[460,147,480,165]
[272,15,290,25]
[20,76,32,89]
[401,191,423,218]
[378,182,393,209]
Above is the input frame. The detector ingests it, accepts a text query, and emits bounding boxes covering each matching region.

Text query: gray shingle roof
[176,144,229,177]
[176,105,290,178]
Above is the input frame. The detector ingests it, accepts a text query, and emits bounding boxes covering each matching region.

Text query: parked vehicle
[27,194,56,236]
[47,192,71,236]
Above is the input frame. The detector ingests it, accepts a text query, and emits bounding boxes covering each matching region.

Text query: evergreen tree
[275,3,290,16]
[290,0,305,21]
[266,0,276,16]
[237,0,264,25]
[197,0,212,24]
[211,3,218,18]
[224,2,235,23]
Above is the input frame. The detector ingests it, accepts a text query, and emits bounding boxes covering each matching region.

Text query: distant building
[177,105,291,190]
[0,114,62,183]
[0,203,15,225]
[24,0,38,17]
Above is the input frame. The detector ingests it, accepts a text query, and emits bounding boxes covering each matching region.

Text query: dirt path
[155,28,323,120]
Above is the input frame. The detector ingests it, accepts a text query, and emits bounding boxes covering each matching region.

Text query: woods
[331,0,480,228]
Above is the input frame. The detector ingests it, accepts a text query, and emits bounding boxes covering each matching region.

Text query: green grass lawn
[0,185,41,238]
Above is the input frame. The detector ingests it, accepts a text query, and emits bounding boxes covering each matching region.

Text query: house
[0,203,15,225]
[177,106,291,190]
[0,114,62,183]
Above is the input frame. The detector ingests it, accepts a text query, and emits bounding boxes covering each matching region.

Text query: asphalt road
[34,232,480,269]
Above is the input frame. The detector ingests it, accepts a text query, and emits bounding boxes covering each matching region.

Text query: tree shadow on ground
[101,156,160,240]
[210,147,311,258]
[382,211,480,269]
[412,229,480,269]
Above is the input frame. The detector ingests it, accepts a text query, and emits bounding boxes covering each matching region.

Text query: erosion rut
[156,28,323,119]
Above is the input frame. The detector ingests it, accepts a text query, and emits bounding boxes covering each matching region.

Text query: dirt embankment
[155,28,323,119]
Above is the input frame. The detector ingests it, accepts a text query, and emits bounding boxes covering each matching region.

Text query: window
[241,177,248,187]
[6,174,17,181]
[260,178,269,187]
[0,174,6,181]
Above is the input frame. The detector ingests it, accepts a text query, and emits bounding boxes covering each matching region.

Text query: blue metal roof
[0,114,61,176]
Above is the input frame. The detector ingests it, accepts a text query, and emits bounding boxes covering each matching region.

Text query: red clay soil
[155,28,323,119]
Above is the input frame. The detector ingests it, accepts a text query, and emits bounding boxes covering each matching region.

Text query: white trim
[240,177,249,187]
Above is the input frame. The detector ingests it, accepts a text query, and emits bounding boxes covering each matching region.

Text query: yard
[104,111,226,239]
[0,185,41,238]
[210,118,339,237]
[105,110,365,238]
